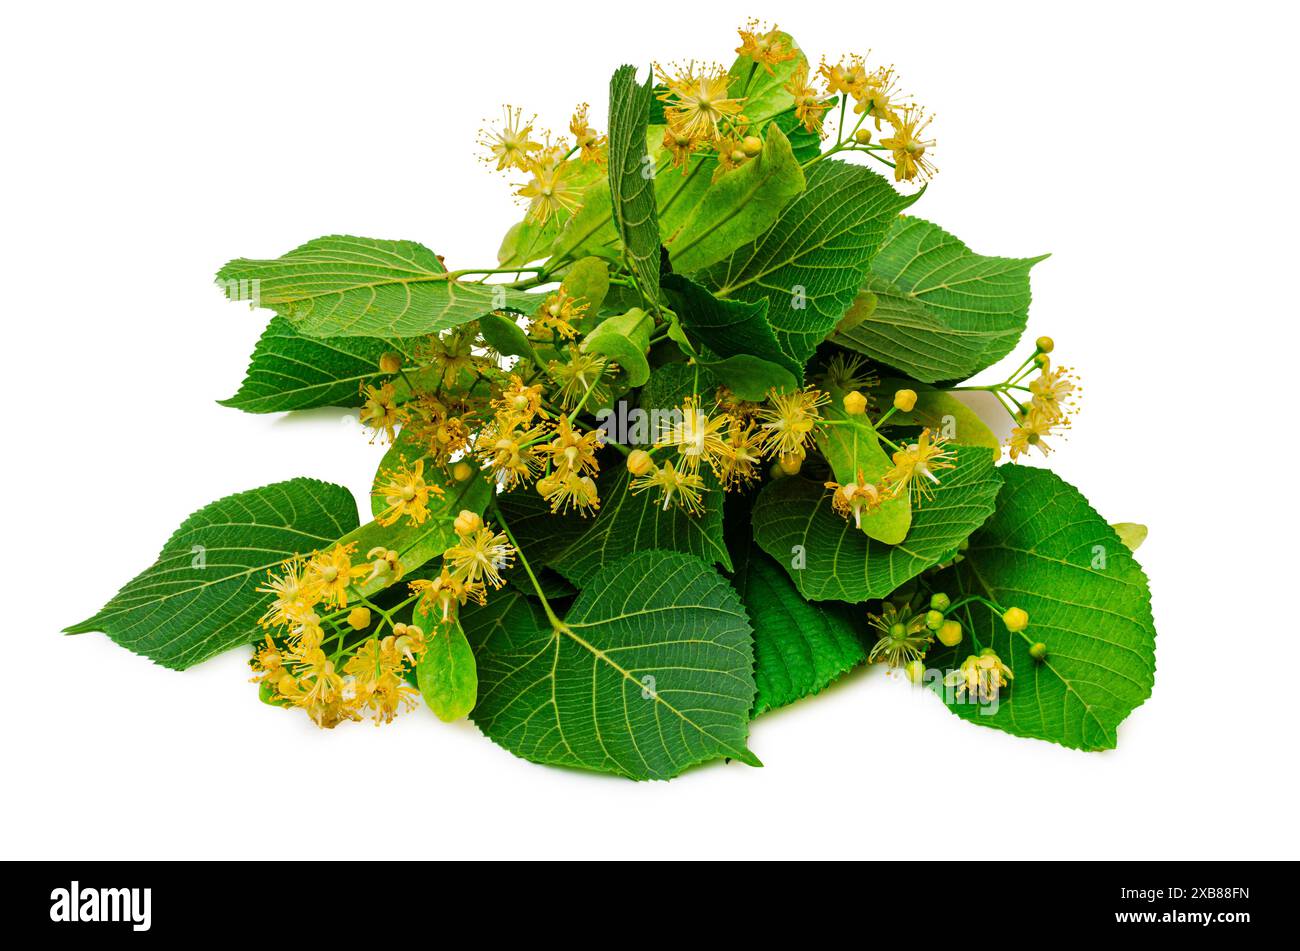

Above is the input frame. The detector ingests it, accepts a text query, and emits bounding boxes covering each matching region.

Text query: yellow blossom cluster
[1008,354,1081,461]
[409,510,516,630]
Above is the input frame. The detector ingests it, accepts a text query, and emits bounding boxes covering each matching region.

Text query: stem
[491,502,564,630]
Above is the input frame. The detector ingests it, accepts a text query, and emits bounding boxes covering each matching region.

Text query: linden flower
[662,125,701,172]
[546,416,602,480]
[569,103,606,165]
[305,543,364,609]
[818,56,868,98]
[880,105,937,182]
[825,470,885,529]
[631,458,706,515]
[538,471,600,515]
[443,525,515,589]
[656,397,732,477]
[785,63,831,134]
[494,374,547,423]
[657,64,746,141]
[547,346,614,410]
[719,418,764,488]
[480,105,540,172]
[885,428,956,505]
[1008,408,1063,461]
[756,386,830,458]
[735,20,796,74]
[411,569,484,626]
[423,328,479,389]
[852,66,902,129]
[359,382,405,444]
[256,556,317,629]
[946,648,1014,703]
[867,602,932,667]
[249,634,285,684]
[518,158,583,224]
[821,351,878,394]
[1027,361,1080,422]
[373,458,443,527]
[533,289,588,340]
[475,412,546,488]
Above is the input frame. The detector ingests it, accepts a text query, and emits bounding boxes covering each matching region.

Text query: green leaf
[815,395,911,544]
[65,478,359,669]
[751,446,1002,602]
[1112,522,1149,552]
[220,316,418,414]
[607,66,662,305]
[697,354,796,402]
[582,307,653,386]
[700,160,918,372]
[478,311,534,362]
[832,217,1048,382]
[414,616,478,722]
[664,124,805,274]
[495,489,592,565]
[464,550,759,779]
[924,467,1156,751]
[559,256,611,315]
[636,361,716,412]
[732,542,866,716]
[217,235,537,338]
[662,273,800,378]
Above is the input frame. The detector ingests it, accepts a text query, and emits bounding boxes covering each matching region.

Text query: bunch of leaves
[68,22,1155,779]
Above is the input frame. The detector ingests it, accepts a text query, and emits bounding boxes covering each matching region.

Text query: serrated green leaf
[924,467,1156,751]
[697,354,796,402]
[832,217,1048,382]
[219,317,420,414]
[414,616,478,722]
[700,160,918,372]
[662,273,799,378]
[732,542,866,716]
[464,550,759,779]
[665,124,805,274]
[607,66,661,305]
[65,478,359,669]
[751,446,1002,602]
[217,235,537,338]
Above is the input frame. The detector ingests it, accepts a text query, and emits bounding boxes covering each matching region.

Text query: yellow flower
[821,351,878,394]
[656,64,746,142]
[569,103,607,165]
[532,289,588,340]
[479,105,540,171]
[249,634,285,684]
[756,387,830,459]
[880,105,937,182]
[713,135,752,177]
[372,458,444,527]
[494,374,548,423]
[1007,408,1063,461]
[518,158,583,224]
[785,63,831,134]
[946,648,1014,703]
[661,126,701,172]
[546,346,614,410]
[305,543,363,608]
[546,415,603,481]
[631,458,706,515]
[1028,361,1080,422]
[538,471,600,515]
[359,382,405,444]
[818,56,868,98]
[656,397,732,477]
[475,412,546,488]
[825,470,885,529]
[885,428,955,505]
[443,524,515,589]
[852,66,902,129]
[411,569,484,626]
[423,327,479,389]
[256,556,318,629]
[867,602,931,667]
[735,20,797,75]
[719,418,764,488]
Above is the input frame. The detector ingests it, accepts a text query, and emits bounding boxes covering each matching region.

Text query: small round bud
[925,609,944,631]
[451,461,473,482]
[930,592,951,611]
[741,135,763,157]
[1029,641,1049,661]
[347,607,371,630]
[854,129,872,144]
[378,352,403,374]
[1034,352,1050,368]
[937,619,963,647]
[893,388,918,413]
[626,449,655,476]
[904,658,926,685]
[1035,336,1055,354]
[1002,606,1030,633]
[843,390,868,415]
[769,462,787,480]
[778,452,803,475]
[453,510,482,536]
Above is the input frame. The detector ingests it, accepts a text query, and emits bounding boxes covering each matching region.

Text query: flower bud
[904,658,926,685]
[378,352,403,374]
[742,135,763,157]
[1035,336,1055,354]
[925,609,944,631]
[451,461,473,482]
[347,607,371,630]
[778,452,803,475]
[1002,606,1030,633]
[626,449,655,476]
[893,388,918,413]
[843,390,868,415]
[453,510,482,536]
[854,129,872,144]
[929,592,951,611]
[937,619,963,647]
[1029,641,1048,661]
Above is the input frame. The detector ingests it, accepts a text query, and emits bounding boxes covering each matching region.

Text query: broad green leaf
[583,307,653,386]
[636,361,717,412]
[662,273,799,378]
[700,160,918,372]
[816,394,911,544]
[1112,522,1149,552]
[465,550,759,779]
[65,478,359,669]
[881,380,1000,458]
[559,256,611,316]
[698,354,795,402]
[752,446,1002,602]
[607,66,661,304]
[414,615,478,722]
[479,311,535,362]
[731,542,866,716]
[665,124,805,274]
[832,217,1049,382]
[495,489,592,565]
[220,316,419,414]
[924,467,1156,751]
[217,235,537,338]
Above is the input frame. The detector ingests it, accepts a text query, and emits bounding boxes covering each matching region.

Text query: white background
[4,1,1297,860]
